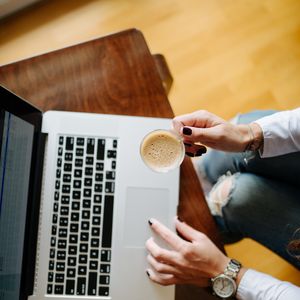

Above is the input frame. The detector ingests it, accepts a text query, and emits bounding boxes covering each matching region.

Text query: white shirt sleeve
[236,269,300,300]
[254,108,300,157]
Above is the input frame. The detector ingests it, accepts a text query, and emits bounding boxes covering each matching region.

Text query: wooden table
[0,28,222,299]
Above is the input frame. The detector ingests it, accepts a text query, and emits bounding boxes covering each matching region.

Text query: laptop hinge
[21,131,47,299]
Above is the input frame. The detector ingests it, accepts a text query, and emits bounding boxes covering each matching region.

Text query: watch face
[212,275,236,298]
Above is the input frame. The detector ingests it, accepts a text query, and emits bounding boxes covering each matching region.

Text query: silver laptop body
[28,111,179,300]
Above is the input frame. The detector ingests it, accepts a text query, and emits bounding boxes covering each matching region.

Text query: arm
[237,269,300,300]
[172,108,300,157]
[145,218,300,299]
[254,108,300,157]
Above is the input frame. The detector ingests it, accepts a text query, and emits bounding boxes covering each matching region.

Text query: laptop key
[99,275,110,285]
[55,273,64,283]
[87,138,95,154]
[107,150,117,159]
[77,278,86,295]
[54,285,64,295]
[75,159,83,168]
[47,284,53,294]
[67,268,76,277]
[99,286,109,296]
[105,182,114,193]
[106,171,115,180]
[76,137,84,146]
[90,260,98,270]
[51,225,57,235]
[66,137,74,150]
[59,136,64,145]
[101,250,111,262]
[76,148,84,156]
[64,163,72,172]
[113,139,118,148]
[48,272,54,282]
[102,195,114,247]
[97,139,105,160]
[88,272,97,295]
[96,162,104,171]
[49,260,54,270]
[100,264,110,273]
[68,257,76,266]
[66,279,75,295]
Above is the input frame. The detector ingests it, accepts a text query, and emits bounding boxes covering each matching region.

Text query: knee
[206,174,236,216]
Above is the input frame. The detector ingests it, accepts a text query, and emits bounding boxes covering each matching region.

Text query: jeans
[198,110,300,269]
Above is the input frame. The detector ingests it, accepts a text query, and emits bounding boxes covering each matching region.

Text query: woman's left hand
[145,218,229,287]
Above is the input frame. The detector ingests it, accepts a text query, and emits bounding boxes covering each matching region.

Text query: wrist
[238,123,263,152]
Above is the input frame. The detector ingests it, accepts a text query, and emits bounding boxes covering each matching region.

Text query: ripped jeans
[197,110,300,269]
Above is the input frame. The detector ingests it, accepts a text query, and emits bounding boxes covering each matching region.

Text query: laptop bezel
[0,85,44,299]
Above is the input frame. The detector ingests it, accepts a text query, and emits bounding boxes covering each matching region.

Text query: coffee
[140,129,184,172]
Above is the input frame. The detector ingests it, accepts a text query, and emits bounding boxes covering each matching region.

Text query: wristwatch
[211,259,242,299]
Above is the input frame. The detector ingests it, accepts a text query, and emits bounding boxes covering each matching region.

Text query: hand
[172,110,260,153]
[145,218,229,287]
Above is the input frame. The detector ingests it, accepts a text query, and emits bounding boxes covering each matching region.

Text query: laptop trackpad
[123,187,170,248]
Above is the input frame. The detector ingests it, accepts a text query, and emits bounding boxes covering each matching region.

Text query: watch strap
[224,258,242,280]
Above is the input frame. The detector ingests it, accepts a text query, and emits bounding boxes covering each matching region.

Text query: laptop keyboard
[47,135,117,296]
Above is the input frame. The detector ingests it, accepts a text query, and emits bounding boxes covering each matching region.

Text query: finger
[149,218,185,251]
[174,110,224,128]
[145,237,178,265]
[146,269,179,286]
[181,125,223,145]
[175,218,204,242]
[184,143,207,157]
[147,254,183,276]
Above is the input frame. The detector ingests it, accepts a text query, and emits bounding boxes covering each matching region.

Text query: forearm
[236,269,300,300]
[254,108,300,157]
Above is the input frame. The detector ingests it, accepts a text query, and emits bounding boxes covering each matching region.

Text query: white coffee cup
[140,129,185,173]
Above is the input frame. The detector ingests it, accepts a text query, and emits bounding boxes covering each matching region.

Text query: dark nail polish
[183,127,192,135]
[185,152,194,157]
[195,148,206,156]
[184,142,192,147]
[146,270,150,277]
[177,216,183,222]
[148,219,153,226]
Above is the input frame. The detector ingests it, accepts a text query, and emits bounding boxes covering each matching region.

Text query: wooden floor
[1,0,299,285]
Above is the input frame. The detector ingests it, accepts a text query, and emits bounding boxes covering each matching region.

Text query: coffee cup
[140,129,185,173]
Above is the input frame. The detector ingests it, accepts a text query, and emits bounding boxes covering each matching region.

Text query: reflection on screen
[0,111,34,300]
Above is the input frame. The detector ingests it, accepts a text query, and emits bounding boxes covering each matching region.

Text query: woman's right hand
[172,110,262,153]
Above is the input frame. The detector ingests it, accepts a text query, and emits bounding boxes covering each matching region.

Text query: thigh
[216,173,300,269]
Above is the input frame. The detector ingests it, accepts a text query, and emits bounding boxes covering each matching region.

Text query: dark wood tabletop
[0,28,222,299]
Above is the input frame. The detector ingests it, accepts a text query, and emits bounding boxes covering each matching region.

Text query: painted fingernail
[148,219,153,226]
[183,127,192,135]
[195,149,205,156]
[177,216,183,222]
[184,142,192,147]
[146,270,151,277]
[185,152,194,157]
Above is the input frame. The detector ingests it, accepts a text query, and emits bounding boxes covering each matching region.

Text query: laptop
[0,85,180,300]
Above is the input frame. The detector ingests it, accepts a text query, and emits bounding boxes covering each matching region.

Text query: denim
[199,110,300,269]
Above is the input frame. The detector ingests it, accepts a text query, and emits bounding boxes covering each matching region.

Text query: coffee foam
[141,130,184,172]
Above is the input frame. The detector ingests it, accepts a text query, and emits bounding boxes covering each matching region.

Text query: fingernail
[146,270,150,277]
[177,216,183,222]
[184,142,192,147]
[183,127,192,135]
[148,219,153,226]
[195,149,204,156]
[185,152,194,157]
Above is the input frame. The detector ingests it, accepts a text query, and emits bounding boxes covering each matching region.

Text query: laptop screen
[0,110,34,299]
[0,86,42,300]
